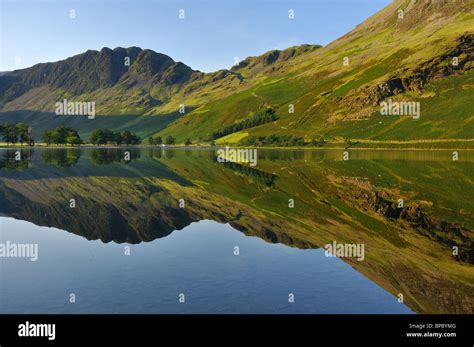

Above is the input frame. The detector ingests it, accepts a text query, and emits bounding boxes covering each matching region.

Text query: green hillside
[158,0,474,143]
[0,0,472,145]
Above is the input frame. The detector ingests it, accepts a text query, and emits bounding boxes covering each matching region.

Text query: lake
[0,147,473,314]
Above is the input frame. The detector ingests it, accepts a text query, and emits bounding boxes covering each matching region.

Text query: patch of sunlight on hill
[215,132,249,144]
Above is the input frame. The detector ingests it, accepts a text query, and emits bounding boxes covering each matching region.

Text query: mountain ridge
[0,42,322,117]
[0,0,473,144]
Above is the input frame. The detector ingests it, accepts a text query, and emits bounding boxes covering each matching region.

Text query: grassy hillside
[0,0,472,145]
[158,0,474,143]
[0,110,180,141]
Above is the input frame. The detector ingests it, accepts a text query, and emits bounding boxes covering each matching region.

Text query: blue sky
[0,0,391,72]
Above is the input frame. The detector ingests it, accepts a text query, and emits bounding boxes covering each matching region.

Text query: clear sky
[0,0,391,72]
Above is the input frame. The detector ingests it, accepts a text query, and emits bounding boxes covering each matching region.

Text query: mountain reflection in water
[0,148,472,314]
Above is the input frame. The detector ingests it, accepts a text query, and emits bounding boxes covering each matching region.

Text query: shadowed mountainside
[1,0,472,144]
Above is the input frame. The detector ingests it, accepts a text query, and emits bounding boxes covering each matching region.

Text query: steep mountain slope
[160,0,473,143]
[0,47,197,114]
[0,0,472,144]
[0,42,319,114]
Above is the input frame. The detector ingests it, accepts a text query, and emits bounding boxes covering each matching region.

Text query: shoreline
[1,144,474,151]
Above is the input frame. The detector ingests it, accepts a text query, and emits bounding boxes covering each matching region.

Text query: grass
[0,110,182,142]
[1,1,472,149]
[215,132,249,144]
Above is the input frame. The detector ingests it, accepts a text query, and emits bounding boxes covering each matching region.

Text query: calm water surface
[0,148,472,314]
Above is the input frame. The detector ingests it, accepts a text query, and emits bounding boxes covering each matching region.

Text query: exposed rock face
[349,33,474,108]
[0,47,196,106]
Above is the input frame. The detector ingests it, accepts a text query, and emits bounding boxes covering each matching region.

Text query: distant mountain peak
[231,44,321,75]
[0,46,197,105]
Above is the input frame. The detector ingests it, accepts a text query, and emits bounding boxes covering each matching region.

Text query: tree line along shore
[0,122,327,148]
[0,123,173,147]
[2,123,472,149]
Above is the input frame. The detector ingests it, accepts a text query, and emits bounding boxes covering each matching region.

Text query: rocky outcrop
[0,47,196,106]
[347,33,473,108]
